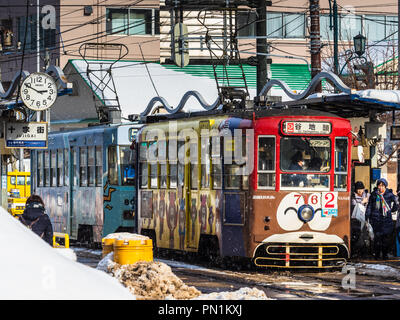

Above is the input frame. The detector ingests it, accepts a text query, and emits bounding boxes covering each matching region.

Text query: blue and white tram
[30,123,141,243]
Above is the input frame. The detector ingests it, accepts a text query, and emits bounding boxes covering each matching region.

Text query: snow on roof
[0,207,134,300]
[70,60,292,117]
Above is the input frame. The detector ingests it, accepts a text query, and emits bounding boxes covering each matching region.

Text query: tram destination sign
[282,121,331,135]
[5,122,48,149]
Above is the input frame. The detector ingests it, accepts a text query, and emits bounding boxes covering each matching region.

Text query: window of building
[363,15,386,42]
[106,8,160,36]
[283,13,305,38]
[17,15,56,51]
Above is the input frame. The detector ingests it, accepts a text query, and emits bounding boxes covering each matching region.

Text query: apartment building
[0,0,160,84]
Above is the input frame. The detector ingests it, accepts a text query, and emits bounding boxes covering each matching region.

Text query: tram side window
[108,146,118,185]
[201,137,210,189]
[149,141,158,189]
[64,149,69,186]
[57,149,64,186]
[80,147,88,187]
[334,137,348,191]
[224,134,248,190]
[169,139,177,189]
[190,142,198,190]
[88,146,95,186]
[95,146,102,186]
[17,176,25,185]
[258,137,275,188]
[159,141,167,189]
[44,150,50,187]
[120,145,136,186]
[72,148,78,186]
[37,151,43,187]
[139,142,148,188]
[211,136,222,189]
[177,141,185,189]
[51,150,57,187]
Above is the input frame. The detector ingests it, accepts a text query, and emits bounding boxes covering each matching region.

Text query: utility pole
[398,0,400,89]
[310,0,321,92]
[333,0,339,75]
[256,0,268,95]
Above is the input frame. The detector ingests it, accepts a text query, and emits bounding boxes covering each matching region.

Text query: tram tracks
[73,247,400,299]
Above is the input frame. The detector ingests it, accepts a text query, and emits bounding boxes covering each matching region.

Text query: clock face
[20,72,57,111]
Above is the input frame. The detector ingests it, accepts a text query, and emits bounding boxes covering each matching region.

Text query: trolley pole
[310,0,322,92]
[256,0,268,96]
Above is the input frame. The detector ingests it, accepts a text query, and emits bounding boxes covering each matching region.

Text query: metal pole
[256,0,268,96]
[333,0,339,75]
[37,0,41,122]
[310,0,321,92]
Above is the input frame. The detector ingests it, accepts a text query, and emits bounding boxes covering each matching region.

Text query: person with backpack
[19,195,53,246]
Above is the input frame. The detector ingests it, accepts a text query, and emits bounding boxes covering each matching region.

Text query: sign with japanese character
[5,122,48,148]
[282,121,332,135]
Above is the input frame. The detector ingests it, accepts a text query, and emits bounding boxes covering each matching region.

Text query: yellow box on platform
[113,239,153,265]
[102,238,115,257]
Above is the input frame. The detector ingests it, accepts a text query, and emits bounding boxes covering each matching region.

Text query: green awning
[162,63,311,91]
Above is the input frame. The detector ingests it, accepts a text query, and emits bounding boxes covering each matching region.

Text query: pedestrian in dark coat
[365,178,398,260]
[19,195,53,246]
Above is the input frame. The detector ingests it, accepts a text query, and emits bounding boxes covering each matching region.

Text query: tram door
[186,141,199,249]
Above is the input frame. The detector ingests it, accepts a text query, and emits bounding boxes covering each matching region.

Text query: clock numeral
[25,94,30,101]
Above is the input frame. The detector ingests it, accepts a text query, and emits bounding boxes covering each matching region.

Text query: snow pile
[103,232,150,241]
[194,287,270,300]
[107,260,201,300]
[97,254,270,300]
[54,248,77,261]
[0,207,134,300]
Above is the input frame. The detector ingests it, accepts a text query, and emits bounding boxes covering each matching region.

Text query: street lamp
[353,33,366,57]
[339,33,368,75]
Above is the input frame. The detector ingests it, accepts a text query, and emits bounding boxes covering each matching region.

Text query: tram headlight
[297,205,314,223]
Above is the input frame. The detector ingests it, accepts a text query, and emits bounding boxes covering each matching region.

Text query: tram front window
[120,146,136,186]
[280,137,330,190]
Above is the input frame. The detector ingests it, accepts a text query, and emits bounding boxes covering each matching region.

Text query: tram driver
[288,151,308,187]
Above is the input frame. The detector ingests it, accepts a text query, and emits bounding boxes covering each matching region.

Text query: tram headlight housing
[297,205,314,223]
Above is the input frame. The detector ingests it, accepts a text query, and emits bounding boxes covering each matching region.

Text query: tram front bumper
[253,232,349,268]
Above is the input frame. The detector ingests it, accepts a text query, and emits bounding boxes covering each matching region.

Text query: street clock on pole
[20,72,58,111]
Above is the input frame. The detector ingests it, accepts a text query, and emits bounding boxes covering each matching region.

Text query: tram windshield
[280,137,330,189]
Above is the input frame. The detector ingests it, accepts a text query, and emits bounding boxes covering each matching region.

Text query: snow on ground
[0,208,134,300]
[97,250,271,300]
[352,262,400,280]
